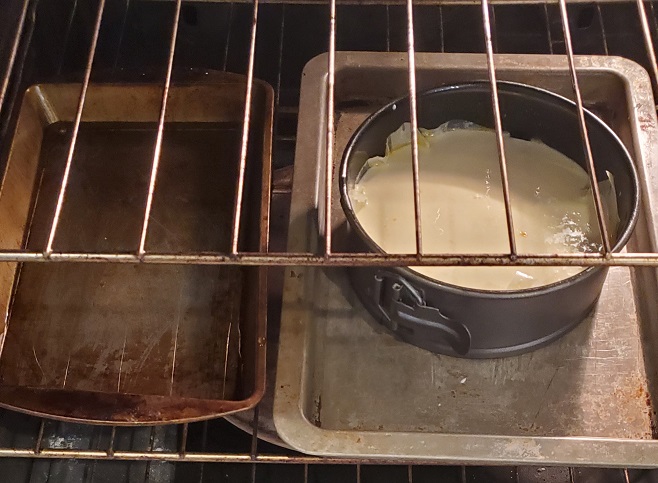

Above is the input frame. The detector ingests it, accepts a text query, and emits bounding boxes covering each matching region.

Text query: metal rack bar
[637,0,658,95]
[250,406,259,483]
[405,0,424,255]
[324,0,337,255]
[112,0,131,71]
[557,0,611,254]
[275,5,286,125]
[649,1,658,73]
[1,250,658,266]
[0,250,657,267]
[544,2,554,54]
[231,0,260,255]
[0,0,29,115]
[0,446,477,464]
[198,421,209,482]
[34,420,44,455]
[107,426,116,457]
[179,423,188,456]
[0,0,35,142]
[386,5,391,52]
[222,4,235,72]
[480,0,517,256]
[596,4,609,55]
[44,0,106,255]
[145,426,157,481]
[138,0,182,257]
[250,405,259,459]
[275,134,296,142]
[439,5,445,53]
[57,0,79,76]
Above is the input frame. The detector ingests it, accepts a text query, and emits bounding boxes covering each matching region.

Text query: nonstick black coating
[339,82,640,358]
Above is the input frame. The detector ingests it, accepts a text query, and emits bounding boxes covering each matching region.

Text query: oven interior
[2,0,658,481]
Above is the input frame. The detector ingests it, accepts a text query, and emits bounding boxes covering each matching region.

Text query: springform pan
[339,81,640,359]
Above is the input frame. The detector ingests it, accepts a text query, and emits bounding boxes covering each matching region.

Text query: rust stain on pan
[0,385,263,425]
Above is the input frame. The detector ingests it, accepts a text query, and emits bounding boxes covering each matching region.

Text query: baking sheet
[0,73,273,424]
[274,53,658,465]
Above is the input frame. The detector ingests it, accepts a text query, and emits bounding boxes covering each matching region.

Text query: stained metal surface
[273,52,658,464]
[0,75,273,424]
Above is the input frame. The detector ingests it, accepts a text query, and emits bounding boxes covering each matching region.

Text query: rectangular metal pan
[0,72,273,424]
[274,52,658,465]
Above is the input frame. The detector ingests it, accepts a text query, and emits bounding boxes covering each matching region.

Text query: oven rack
[1,1,658,480]
[1,0,658,269]
[0,408,649,483]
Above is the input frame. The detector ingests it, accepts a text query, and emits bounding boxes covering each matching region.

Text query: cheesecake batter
[350,122,618,290]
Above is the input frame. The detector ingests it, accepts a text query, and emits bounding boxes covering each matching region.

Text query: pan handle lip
[372,272,471,356]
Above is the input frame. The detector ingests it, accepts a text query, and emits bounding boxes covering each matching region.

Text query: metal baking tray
[0,71,273,424]
[273,52,658,465]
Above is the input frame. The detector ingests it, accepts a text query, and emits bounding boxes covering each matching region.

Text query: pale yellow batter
[351,123,617,290]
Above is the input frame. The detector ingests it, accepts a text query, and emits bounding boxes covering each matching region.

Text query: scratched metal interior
[3,0,658,482]
[4,122,244,397]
